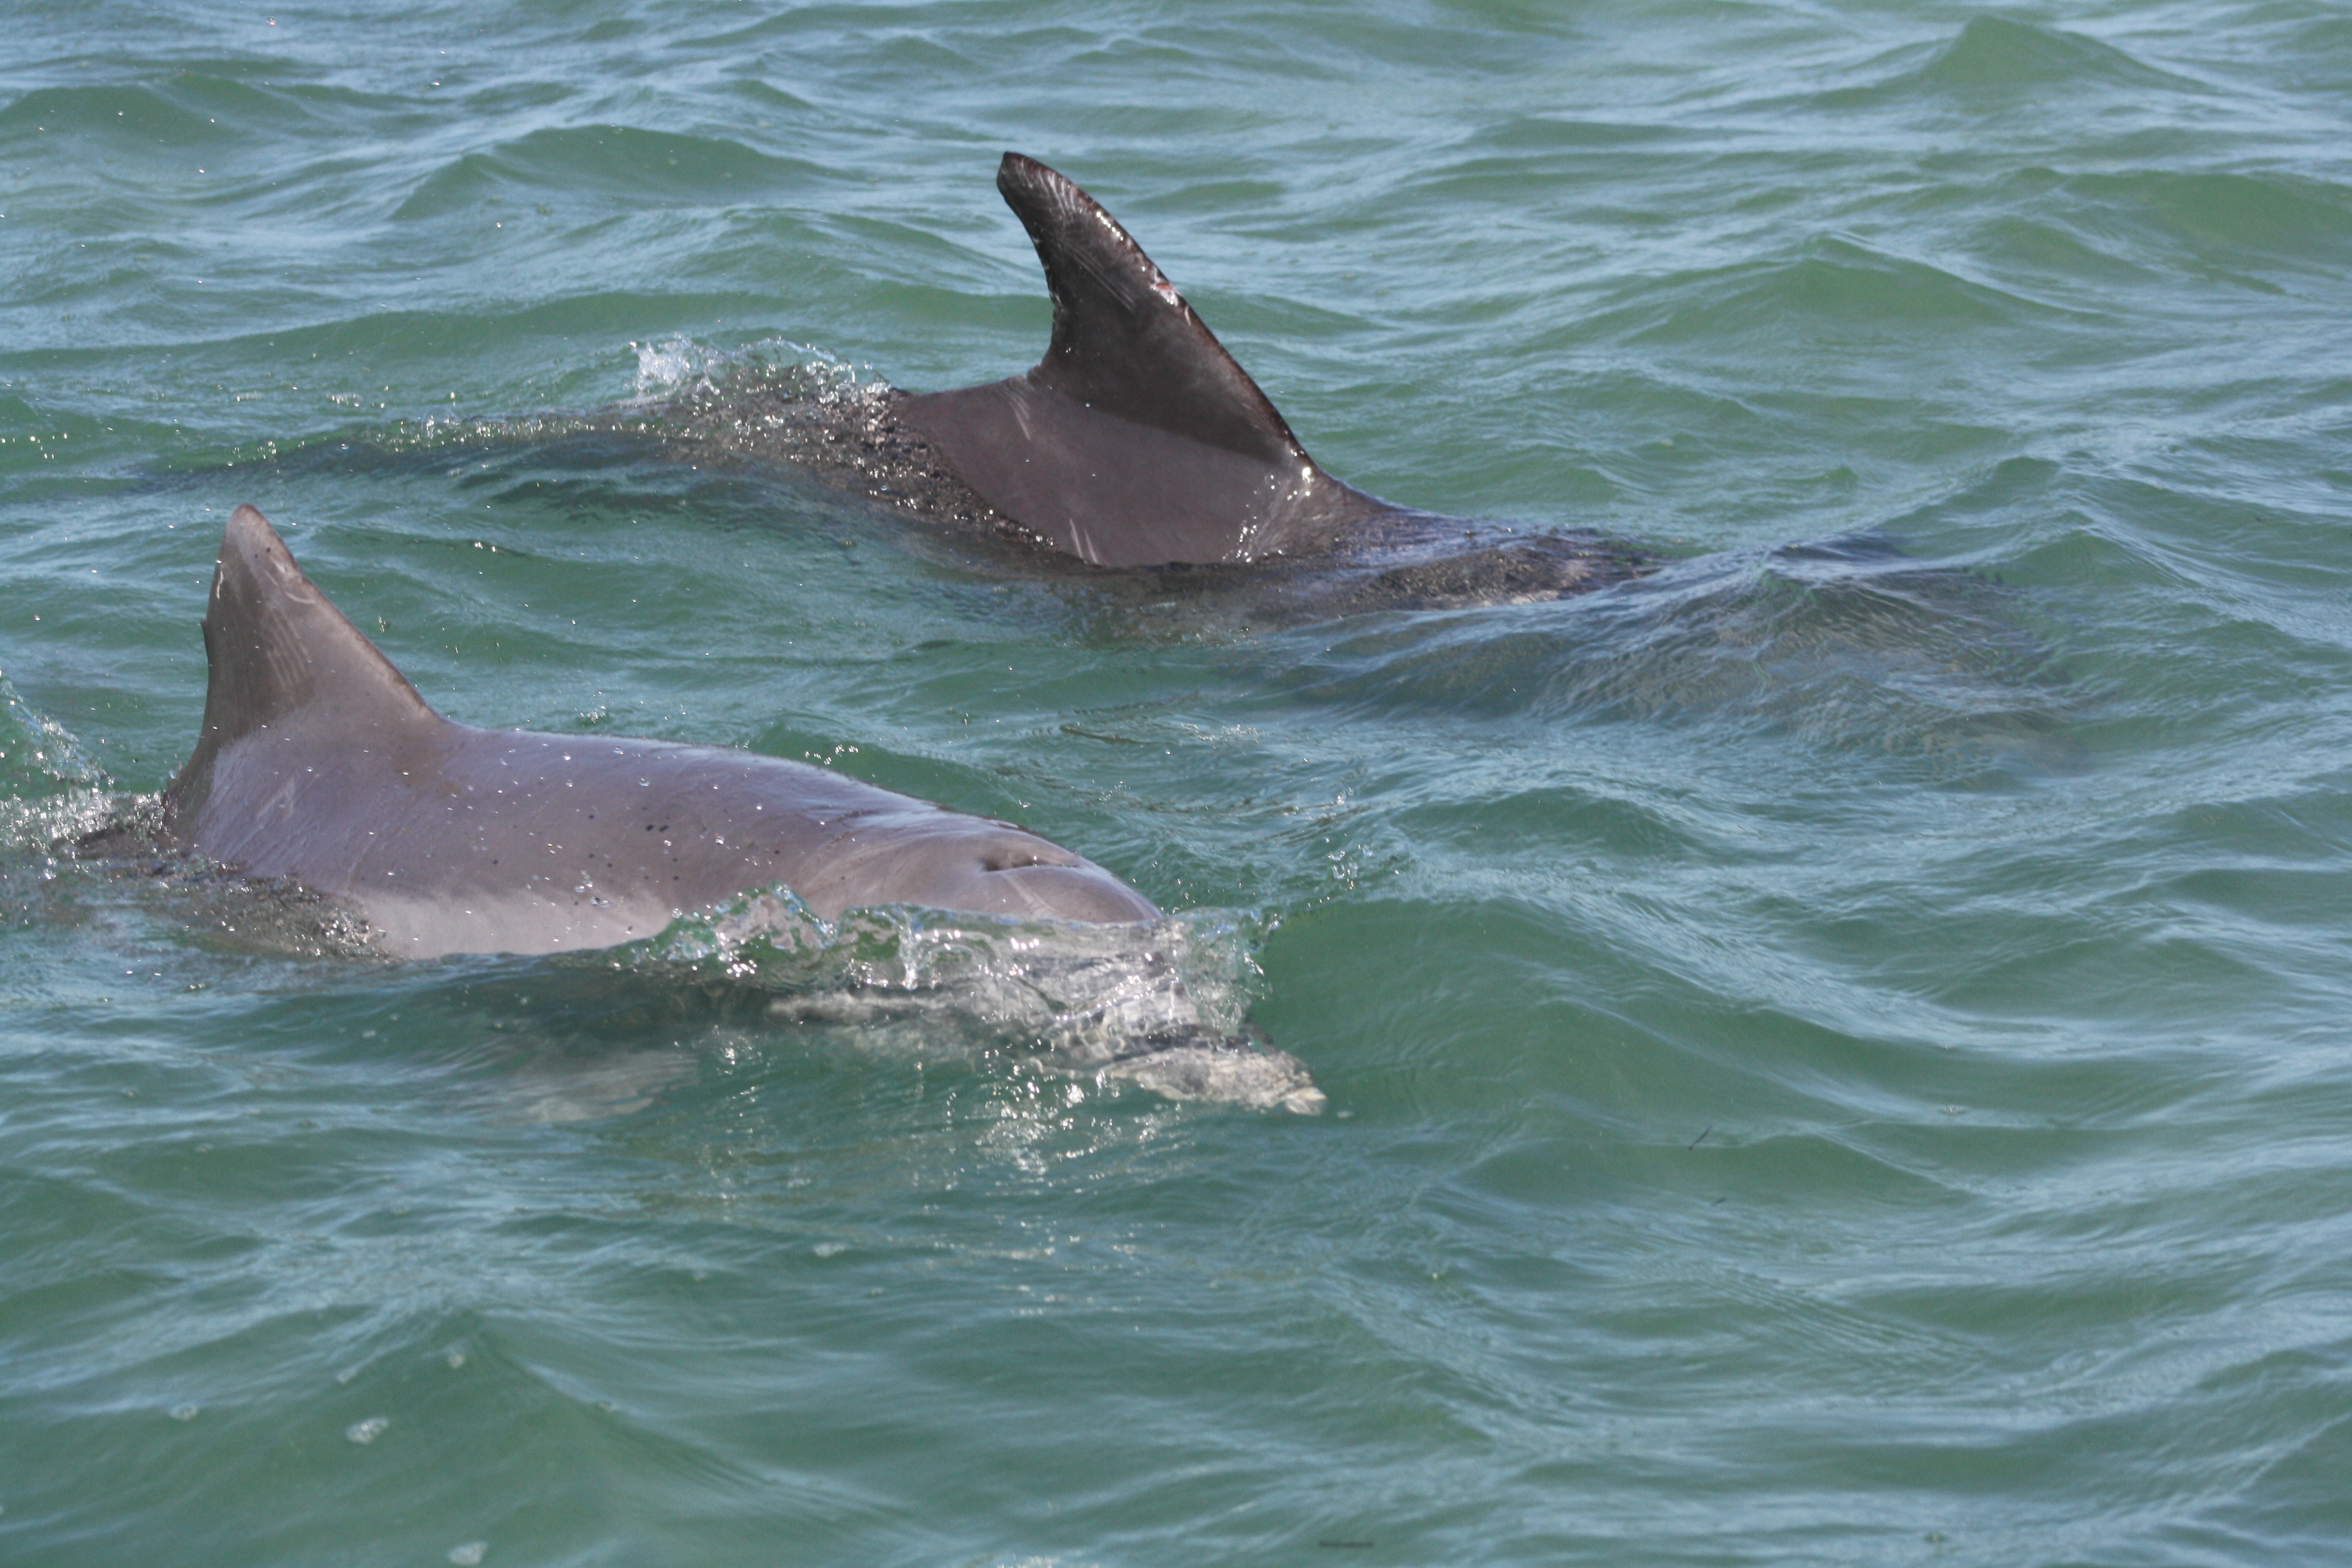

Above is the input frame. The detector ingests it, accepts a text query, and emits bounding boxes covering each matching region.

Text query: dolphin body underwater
[636,154,1647,605]
[148,504,1159,961]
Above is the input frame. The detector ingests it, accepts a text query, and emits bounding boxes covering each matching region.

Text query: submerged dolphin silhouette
[157,505,1158,959]
[644,155,1642,599]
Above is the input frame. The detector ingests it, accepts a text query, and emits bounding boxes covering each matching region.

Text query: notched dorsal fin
[996,152,1310,468]
[181,505,437,770]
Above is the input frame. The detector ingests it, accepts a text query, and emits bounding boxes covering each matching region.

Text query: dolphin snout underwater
[155,504,1158,959]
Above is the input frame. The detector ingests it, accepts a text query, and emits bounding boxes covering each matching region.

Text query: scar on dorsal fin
[166,505,438,808]
[996,152,1310,468]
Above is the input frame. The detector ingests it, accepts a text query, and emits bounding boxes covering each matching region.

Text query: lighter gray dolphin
[157,505,1158,959]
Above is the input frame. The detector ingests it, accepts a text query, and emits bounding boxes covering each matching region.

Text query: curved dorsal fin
[995,152,1308,467]
[172,505,438,792]
[895,155,1392,567]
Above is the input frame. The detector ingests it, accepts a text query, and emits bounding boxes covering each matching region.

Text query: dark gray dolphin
[158,504,1158,959]
[633,155,1642,601]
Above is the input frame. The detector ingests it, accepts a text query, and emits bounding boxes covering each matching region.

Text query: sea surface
[5,2,2352,1564]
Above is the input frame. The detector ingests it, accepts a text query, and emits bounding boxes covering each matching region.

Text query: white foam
[645,895,1321,1112]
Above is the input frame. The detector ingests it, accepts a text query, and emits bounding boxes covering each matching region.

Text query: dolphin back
[896,154,1392,567]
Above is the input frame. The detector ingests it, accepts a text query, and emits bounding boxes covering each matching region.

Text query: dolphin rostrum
[639,154,1644,601]
[157,504,1158,959]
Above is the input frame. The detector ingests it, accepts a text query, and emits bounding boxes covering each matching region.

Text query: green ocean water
[5,2,2352,1563]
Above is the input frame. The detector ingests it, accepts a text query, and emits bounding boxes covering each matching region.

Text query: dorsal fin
[995,152,1308,466]
[169,505,438,800]
[894,156,1394,566]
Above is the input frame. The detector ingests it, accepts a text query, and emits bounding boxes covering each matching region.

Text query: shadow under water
[1243,527,2079,770]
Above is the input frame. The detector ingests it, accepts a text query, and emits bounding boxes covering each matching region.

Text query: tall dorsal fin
[996,152,1309,467]
[894,156,1394,566]
[171,505,438,795]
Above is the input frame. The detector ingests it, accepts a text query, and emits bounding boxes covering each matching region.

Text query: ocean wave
[1821,16,2211,111]
[392,125,832,221]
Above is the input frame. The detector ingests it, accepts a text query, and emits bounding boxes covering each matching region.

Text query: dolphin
[154,504,1158,959]
[635,154,1644,600]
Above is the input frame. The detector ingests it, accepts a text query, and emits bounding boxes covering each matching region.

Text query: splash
[627,334,876,408]
[0,672,107,800]
[1,787,125,855]
[628,889,1324,1114]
